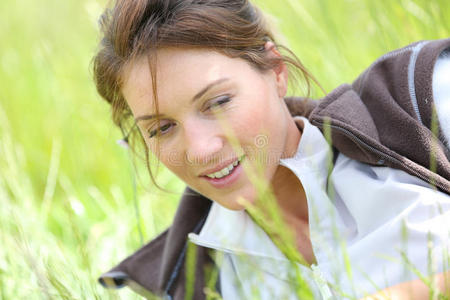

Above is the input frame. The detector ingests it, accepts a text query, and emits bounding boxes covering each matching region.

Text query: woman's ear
[265,41,288,98]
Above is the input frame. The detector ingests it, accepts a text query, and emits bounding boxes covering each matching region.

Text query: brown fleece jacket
[98,38,450,299]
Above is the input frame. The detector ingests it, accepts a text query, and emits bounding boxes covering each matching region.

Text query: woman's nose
[183,119,224,165]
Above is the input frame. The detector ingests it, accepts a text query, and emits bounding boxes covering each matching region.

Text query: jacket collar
[158,188,211,292]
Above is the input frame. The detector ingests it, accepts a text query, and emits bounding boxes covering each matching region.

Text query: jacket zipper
[310,119,450,194]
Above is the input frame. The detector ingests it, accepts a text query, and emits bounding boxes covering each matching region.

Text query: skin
[362,271,449,299]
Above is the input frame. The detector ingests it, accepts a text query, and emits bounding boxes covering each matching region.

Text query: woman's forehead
[121,48,253,111]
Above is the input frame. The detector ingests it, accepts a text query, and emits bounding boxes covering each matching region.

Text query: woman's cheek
[232,108,265,136]
[159,147,183,169]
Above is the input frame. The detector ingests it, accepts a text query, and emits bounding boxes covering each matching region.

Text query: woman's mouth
[201,155,244,188]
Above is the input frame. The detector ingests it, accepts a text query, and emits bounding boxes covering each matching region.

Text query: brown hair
[93,0,318,186]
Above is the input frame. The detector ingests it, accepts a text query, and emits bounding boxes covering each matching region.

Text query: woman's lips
[201,159,243,189]
[198,157,239,177]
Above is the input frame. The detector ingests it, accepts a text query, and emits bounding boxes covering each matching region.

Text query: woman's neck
[269,116,316,264]
[271,164,309,223]
[273,113,308,222]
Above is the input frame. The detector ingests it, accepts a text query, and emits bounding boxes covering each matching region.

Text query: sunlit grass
[0,0,448,298]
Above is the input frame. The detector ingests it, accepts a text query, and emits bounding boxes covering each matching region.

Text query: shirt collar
[280,116,332,182]
[189,117,332,258]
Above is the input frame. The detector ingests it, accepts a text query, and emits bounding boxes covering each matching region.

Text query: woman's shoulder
[350,38,450,127]
[300,38,450,195]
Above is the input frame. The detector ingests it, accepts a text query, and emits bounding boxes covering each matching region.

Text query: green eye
[148,122,175,138]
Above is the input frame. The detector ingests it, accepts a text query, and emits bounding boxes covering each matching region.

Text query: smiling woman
[121,48,301,210]
[92,0,450,299]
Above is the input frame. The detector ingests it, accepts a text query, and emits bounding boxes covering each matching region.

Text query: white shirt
[189,55,450,299]
[434,49,450,148]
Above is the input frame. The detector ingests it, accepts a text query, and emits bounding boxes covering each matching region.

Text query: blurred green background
[0,0,448,298]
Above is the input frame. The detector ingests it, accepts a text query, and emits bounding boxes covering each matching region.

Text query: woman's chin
[214,190,257,211]
[218,199,247,211]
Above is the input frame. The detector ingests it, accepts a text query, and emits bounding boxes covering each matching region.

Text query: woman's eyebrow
[135,77,230,122]
[191,77,230,103]
[135,114,158,122]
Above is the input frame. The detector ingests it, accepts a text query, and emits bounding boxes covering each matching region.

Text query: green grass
[0,0,448,299]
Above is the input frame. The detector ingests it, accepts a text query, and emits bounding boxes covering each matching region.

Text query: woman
[93,0,450,299]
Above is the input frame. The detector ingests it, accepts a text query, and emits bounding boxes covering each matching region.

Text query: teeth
[206,158,241,179]
[221,168,230,176]
[213,165,230,178]
[205,155,245,179]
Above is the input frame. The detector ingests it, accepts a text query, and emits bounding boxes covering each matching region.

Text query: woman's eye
[206,95,231,111]
[148,122,175,138]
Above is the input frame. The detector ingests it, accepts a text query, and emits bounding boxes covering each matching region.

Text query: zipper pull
[311,264,333,300]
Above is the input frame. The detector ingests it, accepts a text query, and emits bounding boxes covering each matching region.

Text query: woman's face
[122,47,298,210]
